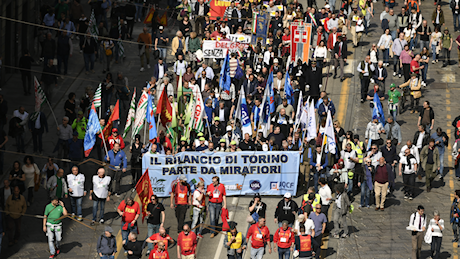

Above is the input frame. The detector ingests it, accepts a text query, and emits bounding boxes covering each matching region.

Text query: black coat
[413,131,430,148]
[28,112,49,134]
[306,66,322,96]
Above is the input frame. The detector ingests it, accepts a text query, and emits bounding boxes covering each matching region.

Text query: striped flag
[88,9,98,40]
[118,17,124,58]
[30,77,47,121]
[93,84,102,108]
[190,86,205,132]
[122,88,136,138]
[132,91,149,140]
[252,13,258,34]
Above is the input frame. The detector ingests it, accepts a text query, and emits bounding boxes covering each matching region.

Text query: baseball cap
[324,4,331,8]
[78,111,83,115]
[226,126,232,131]
[105,226,114,233]
[230,140,237,145]
[112,128,118,132]
[274,58,279,63]
[220,138,226,143]
[199,137,205,141]
[159,26,164,30]
[181,136,187,141]
[197,132,204,137]
[179,175,187,181]
[284,192,292,198]
[214,116,220,121]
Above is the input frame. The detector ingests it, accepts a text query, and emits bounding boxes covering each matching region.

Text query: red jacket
[177,231,197,256]
[246,224,270,249]
[327,32,342,50]
[108,135,125,149]
[273,227,295,249]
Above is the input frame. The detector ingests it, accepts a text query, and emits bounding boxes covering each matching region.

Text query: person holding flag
[147,93,158,143]
[104,142,127,197]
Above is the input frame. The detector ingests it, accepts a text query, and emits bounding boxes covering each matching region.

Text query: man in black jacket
[41,33,56,67]
[333,36,347,82]
[306,61,322,103]
[56,30,71,77]
[41,59,58,102]
[19,50,35,95]
[123,232,144,259]
[82,33,98,74]
[413,125,430,151]
[418,101,435,135]
[28,111,48,155]
[194,0,209,36]
[274,192,299,227]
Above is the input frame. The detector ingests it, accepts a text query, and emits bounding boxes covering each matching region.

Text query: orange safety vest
[299,235,312,252]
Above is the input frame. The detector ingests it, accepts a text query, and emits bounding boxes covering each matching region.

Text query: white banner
[202,40,249,59]
[228,34,251,43]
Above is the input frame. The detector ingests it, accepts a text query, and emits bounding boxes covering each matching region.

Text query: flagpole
[45,99,59,127]
[100,132,109,156]
[143,119,147,144]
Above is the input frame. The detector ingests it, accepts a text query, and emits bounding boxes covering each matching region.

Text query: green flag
[122,88,136,138]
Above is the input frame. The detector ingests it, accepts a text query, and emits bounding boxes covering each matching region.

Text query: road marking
[442,74,455,83]
[213,197,238,259]
[336,54,355,128]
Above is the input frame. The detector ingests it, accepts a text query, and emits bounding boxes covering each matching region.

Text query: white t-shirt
[92,175,111,199]
[193,189,204,208]
[416,132,425,149]
[67,173,85,197]
[399,155,418,174]
[294,219,315,235]
[319,185,332,205]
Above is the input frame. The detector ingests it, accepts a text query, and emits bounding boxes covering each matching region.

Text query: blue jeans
[147,223,160,251]
[135,4,143,21]
[101,255,114,259]
[410,38,416,50]
[158,48,167,60]
[390,30,397,40]
[382,48,389,64]
[454,12,460,31]
[329,0,336,11]
[419,40,430,52]
[389,108,398,122]
[431,44,437,61]
[278,247,291,259]
[83,53,95,71]
[347,179,353,196]
[70,196,83,216]
[208,202,222,235]
[420,62,428,83]
[192,207,204,235]
[121,222,138,247]
[92,199,105,221]
[360,181,370,207]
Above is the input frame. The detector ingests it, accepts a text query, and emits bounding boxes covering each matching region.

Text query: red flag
[135,170,154,223]
[156,88,173,127]
[102,100,120,141]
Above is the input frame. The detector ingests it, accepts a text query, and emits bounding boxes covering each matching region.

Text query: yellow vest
[350,141,364,163]
[303,194,321,208]
[227,232,243,249]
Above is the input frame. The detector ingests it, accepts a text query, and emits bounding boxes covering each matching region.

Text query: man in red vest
[247,218,272,259]
[274,220,295,259]
[149,241,170,259]
[177,224,197,259]
[170,175,191,233]
[206,176,227,238]
[146,227,174,256]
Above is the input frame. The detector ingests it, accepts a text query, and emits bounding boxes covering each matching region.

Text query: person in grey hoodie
[97,226,117,259]
[384,9,399,39]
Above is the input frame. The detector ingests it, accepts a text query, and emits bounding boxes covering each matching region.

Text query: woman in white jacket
[313,40,328,69]
[377,28,393,67]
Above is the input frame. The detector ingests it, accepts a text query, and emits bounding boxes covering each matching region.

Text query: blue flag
[284,70,294,105]
[372,92,385,125]
[146,94,157,142]
[84,103,101,157]
[219,53,231,94]
[266,71,275,113]
[240,88,252,136]
[235,60,244,80]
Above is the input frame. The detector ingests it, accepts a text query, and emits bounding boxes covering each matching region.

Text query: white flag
[132,91,149,140]
[294,91,303,127]
[324,110,337,154]
[306,100,317,142]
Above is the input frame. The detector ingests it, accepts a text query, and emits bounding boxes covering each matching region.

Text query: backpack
[381,19,389,31]
[402,154,416,172]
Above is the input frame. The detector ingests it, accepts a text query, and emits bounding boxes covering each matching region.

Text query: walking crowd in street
[2,0,460,258]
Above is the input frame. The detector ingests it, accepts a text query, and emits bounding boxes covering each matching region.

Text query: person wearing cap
[225,140,242,152]
[195,137,209,152]
[71,110,87,140]
[273,220,295,259]
[222,125,240,147]
[104,142,127,196]
[154,26,169,62]
[97,225,117,258]
[207,176,227,238]
[216,138,228,152]
[399,72,421,114]
[224,224,247,259]
[249,193,267,223]
[441,27,453,67]
[171,175,191,233]
[275,192,299,228]
[294,225,319,259]
[387,83,401,121]
[107,128,125,150]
